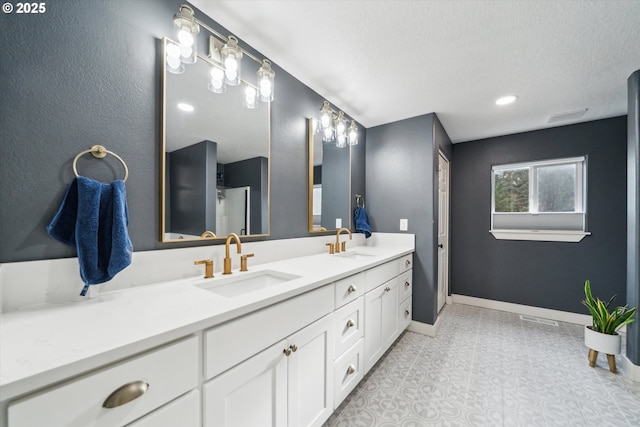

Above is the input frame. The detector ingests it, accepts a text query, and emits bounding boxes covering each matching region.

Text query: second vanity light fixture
[318,101,359,147]
[168,4,275,108]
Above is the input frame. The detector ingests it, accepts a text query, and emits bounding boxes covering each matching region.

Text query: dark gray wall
[627,70,640,365]
[0,0,365,263]
[452,117,627,315]
[367,113,451,325]
[168,140,217,235]
[224,157,268,235]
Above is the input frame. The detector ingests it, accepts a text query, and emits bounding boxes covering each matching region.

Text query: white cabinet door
[203,340,288,427]
[364,280,398,373]
[287,314,334,427]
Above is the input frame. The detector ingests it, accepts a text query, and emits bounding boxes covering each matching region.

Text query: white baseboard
[622,355,640,382]
[451,294,592,326]
[408,317,441,338]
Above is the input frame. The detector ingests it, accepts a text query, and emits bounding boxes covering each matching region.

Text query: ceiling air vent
[548,108,588,124]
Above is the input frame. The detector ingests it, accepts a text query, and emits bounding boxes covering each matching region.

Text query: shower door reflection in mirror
[162,38,270,242]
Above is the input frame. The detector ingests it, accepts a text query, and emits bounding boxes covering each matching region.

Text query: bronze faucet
[223,233,242,274]
[200,231,217,238]
[194,259,214,279]
[335,228,352,253]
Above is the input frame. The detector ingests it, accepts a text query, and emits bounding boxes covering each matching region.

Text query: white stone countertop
[0,242,413,402]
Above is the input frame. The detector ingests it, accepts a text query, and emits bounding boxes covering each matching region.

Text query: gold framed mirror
[161,38,270,242]
[308,118,352,232]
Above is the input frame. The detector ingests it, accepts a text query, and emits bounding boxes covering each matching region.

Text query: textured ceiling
[191,0,640,143]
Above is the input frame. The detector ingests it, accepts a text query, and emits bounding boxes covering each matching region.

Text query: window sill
[489,229,591,242]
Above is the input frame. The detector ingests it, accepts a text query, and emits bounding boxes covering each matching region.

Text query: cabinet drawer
[8,336,198,427]
[397,270,412,302]
[128,390,200,427]
[334,272,364,308]
[333,339,364,409]
[364,254,413,292]
[399,297,412,332]
[334,297,364,356]
[205,285,334,379]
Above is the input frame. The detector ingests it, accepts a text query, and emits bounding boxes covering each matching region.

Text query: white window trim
[490,156,589,242]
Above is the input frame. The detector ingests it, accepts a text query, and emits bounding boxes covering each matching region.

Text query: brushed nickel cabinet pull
[346,319,355,328]
[290,344,298,353]
[347,285,357,293]
[346,365,356,375]
[103,381,149,408]
[405,260,411,267]
[384,287,391,292]
[405,281,410,288]
[284,347,292,356]
[405,309,411,317]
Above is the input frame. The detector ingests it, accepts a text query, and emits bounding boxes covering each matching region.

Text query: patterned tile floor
[324,303,640,426]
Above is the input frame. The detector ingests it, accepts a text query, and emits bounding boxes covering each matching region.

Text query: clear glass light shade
[208,66,226,94]
[243,85,258,109]
[319,101,333,130]
[322,127,335,143]
[173,5,199,64]
[348,121,358,146]
[335,111,347,138]
[166,42,184,74]
[336,134,347,148]
[257,59,275,102]
[221,36,243,86]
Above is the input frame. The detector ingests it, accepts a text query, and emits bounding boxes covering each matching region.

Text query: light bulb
[243,85,258,109]
[166,56,181,69]
[208,67,226,93]
[180,44,193,59]
[177,28,194,46]
[225,57,238,72]
[225,68,238,83]
[166,43,180,59]
[323,127,334,142]
[259,79,272,99]
[321,113,332,129]
[348,121,358,146]
[336,121,346,135]
[336,134,347,148]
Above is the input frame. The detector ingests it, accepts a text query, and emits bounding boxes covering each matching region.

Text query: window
[490,157,590,242]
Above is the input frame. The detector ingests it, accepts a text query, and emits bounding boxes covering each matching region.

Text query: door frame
[437,151,451,311]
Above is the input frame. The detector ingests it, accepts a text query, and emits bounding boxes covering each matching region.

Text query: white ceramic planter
[584,325,621,355]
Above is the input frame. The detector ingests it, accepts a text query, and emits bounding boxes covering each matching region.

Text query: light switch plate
[400,219,408,231]
[336,218,342,228]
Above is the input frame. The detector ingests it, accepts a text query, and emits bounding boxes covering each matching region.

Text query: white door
[437,152,450,313]
[287,315,334,427]
[203,340,288,427]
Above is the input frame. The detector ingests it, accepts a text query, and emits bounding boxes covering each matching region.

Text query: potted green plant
[582,279,637,373]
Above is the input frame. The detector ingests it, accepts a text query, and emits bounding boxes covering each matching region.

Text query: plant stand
[584,326,621,373]
[587,349,617,373]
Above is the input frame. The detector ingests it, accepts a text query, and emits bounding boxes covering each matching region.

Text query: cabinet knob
[290,344,298,353]
[405,281,410,288]
[384,287,391,292]
[103,381,149,408]
[405,260,411,267]
[405,309,411,317]
[346,365,356,375]
[284,347,292,356]
[346,319,355,328]
[347,284,357,293]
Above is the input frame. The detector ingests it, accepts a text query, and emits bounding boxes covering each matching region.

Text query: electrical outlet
[336,218,342,228]
[400,219,408,231]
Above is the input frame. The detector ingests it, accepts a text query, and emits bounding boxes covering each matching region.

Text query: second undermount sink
[196,270,301,297]
[334,249,378,260]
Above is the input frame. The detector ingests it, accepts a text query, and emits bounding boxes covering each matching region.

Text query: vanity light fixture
[318,101,359,147]
[495,95,518,106]
[169,4,276,107]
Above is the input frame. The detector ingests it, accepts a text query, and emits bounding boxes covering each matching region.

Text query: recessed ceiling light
[495,95,518,106]
[177,103,194,112]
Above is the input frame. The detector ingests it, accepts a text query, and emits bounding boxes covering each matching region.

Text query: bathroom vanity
[0,236,414,427]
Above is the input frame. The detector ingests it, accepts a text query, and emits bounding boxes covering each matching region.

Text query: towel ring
[73,145,129,182]
[355,194,365,208]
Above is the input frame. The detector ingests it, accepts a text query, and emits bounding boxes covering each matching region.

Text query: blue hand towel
[354,206,373,238]
[47,176,133,295]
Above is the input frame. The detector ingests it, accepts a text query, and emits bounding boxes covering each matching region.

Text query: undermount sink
[196,270,301,297]
[334,250,378,260]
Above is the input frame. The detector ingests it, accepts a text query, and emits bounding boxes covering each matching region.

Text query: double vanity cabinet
[2,248,413,427]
